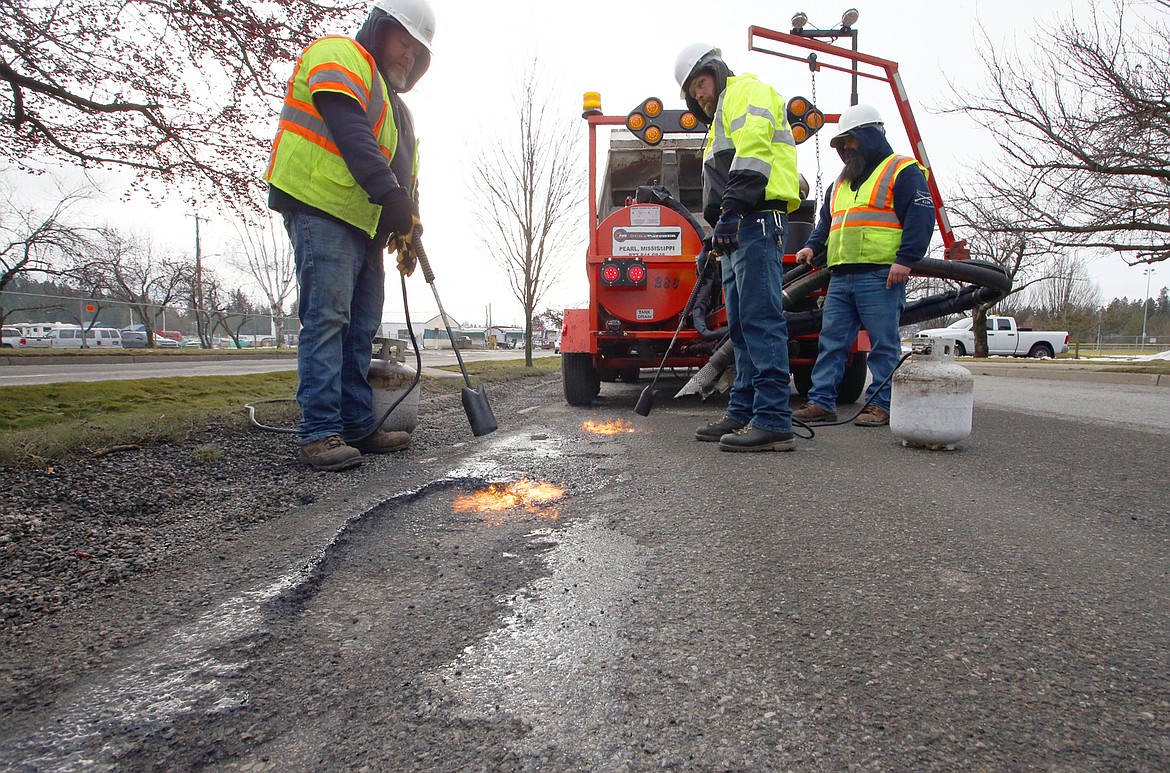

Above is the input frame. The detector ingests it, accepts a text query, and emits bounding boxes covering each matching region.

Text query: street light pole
[1140,267,1154,351]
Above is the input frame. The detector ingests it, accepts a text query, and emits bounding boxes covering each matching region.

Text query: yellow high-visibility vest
[703,74,801,214]
[827,154,922,267]
[265,36,398,237]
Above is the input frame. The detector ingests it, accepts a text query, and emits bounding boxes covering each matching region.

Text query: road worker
[678,43,803,452]
[265,0,435,471]
[793,104,935,426]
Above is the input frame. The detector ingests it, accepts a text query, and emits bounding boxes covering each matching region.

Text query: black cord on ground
[245,272,424,438]
[792,351,913,439]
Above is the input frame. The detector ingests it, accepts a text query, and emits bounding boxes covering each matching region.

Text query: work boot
[695,414,747,442]
[718,425,796,452]
[854,405,890,427]
[299,435,363,471]
[348,429,412,454]
[792,402,838,423]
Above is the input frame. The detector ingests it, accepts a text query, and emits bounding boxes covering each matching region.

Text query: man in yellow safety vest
[677,43,804,452]
[265,0,434,471]
[793,104,935,427]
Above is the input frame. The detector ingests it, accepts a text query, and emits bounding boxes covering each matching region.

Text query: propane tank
[890,336,973,451]
[369,338,420,433]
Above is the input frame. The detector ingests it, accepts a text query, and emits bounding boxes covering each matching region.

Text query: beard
[838,148,868,184]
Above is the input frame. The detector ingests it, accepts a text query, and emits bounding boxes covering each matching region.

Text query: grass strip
[0,357,559,466]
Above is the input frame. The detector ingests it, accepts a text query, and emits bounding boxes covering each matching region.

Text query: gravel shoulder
[0,374,563,720]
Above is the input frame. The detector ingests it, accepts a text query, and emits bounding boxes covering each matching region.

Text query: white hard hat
[831,103,884,148]
[675,42,721,98]
[372,0,435,51]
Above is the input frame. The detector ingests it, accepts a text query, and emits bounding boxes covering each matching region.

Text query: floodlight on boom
[841,8,859,28]
[791,11,808,32]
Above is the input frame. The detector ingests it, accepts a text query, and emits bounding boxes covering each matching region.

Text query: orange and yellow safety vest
[827,153,923,268]
[265,36,398,237]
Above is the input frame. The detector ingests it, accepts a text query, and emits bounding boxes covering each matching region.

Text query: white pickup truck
[915,315,1069,359]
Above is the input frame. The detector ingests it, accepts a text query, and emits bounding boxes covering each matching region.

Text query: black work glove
[712,211,742,255]
[375,186,418,237]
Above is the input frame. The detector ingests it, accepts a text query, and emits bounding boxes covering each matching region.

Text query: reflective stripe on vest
[264,36,397,237]
[827,154,920,268]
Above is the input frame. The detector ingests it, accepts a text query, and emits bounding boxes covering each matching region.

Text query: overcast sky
[11,0,1164,327]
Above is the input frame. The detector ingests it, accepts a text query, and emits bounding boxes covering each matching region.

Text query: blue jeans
[722,211,792,434]
[807,267,905,412]
[284,211,385,445]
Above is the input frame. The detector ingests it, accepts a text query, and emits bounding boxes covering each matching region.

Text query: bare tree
[470,62,583,366]
[1,0,362,209]
[948,189,1054,356]
[232,213,296,346]
[91,228,186,344]
[947,1,1170,266]
[1028,252,1102,317]
[0,182,94,292]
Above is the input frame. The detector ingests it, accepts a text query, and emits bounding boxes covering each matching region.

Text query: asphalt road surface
[0,348,559,386]
[2,372,1168,770]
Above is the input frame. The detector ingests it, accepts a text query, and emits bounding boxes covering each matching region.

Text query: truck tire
[563,353,600,406]
[792,367,813,396]
[837,352,868,404]
[1027,342,1054,359]
[953,341,966,357]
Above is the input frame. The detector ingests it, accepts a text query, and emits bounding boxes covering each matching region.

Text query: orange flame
[453,478,565,526]
[581,419,635,435]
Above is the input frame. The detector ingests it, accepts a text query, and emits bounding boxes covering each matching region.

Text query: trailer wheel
[837,352,868,404]
[563,353,600,406]
[792,367,812,396]
[1027,342,1054,359]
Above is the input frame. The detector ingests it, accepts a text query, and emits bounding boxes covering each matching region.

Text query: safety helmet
[830,103,884,148]
[371,0,436,90]
[675,42,722,98]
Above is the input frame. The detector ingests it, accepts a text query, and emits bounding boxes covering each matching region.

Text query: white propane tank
[889,336,973,451]
[369,338,419,433]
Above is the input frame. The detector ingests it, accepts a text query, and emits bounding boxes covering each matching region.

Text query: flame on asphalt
[581,419,635,435]
[452,478,565,526]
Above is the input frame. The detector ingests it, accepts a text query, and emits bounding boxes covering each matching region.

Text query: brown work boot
[792,402,837,422]
[298,435,363,471]
[349,429,411,454]
[854,405,890,427]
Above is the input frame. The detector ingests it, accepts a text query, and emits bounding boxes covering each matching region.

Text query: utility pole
[187,213,206,347]
[1140,267,1155,351]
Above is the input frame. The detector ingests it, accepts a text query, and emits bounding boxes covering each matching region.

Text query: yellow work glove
[391,215,423,277]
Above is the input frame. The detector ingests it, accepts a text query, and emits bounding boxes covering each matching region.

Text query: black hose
[245,272,423,438]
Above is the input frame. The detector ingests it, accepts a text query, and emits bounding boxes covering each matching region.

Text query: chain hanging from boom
[809,53,824,203]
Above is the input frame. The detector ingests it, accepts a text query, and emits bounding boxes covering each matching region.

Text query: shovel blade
[461,384,498,436]
[633,386,658,417]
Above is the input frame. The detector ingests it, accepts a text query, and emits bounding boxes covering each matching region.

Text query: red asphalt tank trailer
[559,21,1005,407]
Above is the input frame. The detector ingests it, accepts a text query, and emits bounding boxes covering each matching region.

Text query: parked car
[120,329,149,348]
[45,326,123,349]
[2,325,24,348]
[179,337,202,348]
[915,315,1069,359]
[153,336,180,349]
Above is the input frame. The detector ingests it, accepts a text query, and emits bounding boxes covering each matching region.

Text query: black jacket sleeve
[314,91,400,203]
[890,165,935,267]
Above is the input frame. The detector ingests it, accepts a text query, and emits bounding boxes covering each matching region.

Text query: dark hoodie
[804,124,935,270]
[269,10,417,234]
